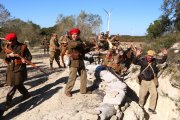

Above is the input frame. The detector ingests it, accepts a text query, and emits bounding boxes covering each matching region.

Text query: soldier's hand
[136,48,142,57]
[7,53,15,58]
[161,48,168,55]
[14,54,19,57]
[21,58,26,63]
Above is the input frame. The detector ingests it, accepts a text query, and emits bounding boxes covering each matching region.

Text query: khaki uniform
[133,55,167,111]
[59,35,70,67]
[1,41,32,105]
[97,35,109,51]
[49,36,61,68]
[139,79,157,110]
[41,37,50,54]
[65,39,90,94]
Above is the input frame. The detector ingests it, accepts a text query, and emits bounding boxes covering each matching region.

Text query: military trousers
[60,51,66,65]
[43,46,49,54]
[49,50,60,64]
[138,79,158,110]
[6,83,30,103]
[65,67,87,93]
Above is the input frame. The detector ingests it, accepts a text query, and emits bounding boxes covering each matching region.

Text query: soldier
[64,28,91,97]
[41,36,50,54]
[97,32,109,51]
[0,33,32,108]
[59,31,70,68]
[94,49,114,80]
[49,33,62,69]
[133,49,167,114]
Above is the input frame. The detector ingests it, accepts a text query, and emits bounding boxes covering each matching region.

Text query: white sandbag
[103,90,125,105]
[86,64,100,74]
[96,104,116,120]
[107,81,127,92]
[84,60,90,66]
[100,71,118,83]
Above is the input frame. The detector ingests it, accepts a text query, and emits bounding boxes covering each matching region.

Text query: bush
[143,33,180,54]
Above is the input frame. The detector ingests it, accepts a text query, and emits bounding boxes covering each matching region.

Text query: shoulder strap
[149,64,156,77]
[141,63,151,73]
[21,44,27,56]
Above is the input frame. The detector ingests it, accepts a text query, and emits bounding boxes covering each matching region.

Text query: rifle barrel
[5,48,47,74]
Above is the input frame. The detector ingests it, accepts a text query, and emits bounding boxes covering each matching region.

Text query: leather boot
[63,63,66,68]
[50,62,53,70]
[57,62,62,68]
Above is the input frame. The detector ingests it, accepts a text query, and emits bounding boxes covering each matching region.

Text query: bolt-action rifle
[5,47,47,74]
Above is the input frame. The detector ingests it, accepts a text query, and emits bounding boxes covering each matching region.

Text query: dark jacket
[133,55,167,81]
[3,41,32,86]
[68,39,90,68]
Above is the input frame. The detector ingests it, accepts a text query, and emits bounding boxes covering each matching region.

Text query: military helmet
[101,32,104,36]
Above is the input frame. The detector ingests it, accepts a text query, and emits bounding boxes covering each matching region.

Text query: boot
[21,94,31,101]
[57,62,62,68]
[50,62,53,70]
[63,63,66,68]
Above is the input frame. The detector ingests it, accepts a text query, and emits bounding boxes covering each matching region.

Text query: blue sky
[1,0,163,36]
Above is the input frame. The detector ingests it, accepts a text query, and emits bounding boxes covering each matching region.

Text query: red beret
[5,33,17,41]
[69,28,80,35]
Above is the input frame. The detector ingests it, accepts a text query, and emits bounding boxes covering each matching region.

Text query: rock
[81,112,99,120]
[174,49,179,53]
[116,111,123,120]
[158,73,180,101]
[171,42,180,50]
[96,104,116,120]
[123,101,144,120]
[86,109,101,115]
[110,115,118,120]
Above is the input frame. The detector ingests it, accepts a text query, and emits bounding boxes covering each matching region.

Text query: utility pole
[103,9,112,36]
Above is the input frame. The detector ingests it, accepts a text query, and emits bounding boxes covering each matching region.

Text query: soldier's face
[71,33,79,40]
[146,55,153,62]
[8,40,16,45]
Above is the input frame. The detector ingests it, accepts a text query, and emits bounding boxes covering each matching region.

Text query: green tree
[1,19,41,46]
[0,3,10,27]
[40,26,56,36]
[56,14,75,36]
[147,15,170,38]
[174,2,180,31]
[161,0,180,32]
[77,11,102,40]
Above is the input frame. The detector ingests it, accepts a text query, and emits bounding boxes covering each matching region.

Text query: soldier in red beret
[64,28,92,97]
[0,33,32,108]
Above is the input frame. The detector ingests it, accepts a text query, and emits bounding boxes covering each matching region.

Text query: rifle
[5,47,47,74]
[0,38,5,40]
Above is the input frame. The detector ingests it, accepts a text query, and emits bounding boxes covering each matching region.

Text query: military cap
[147,50,156,56]
[5,33,17,41]
[69,28,80,35]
